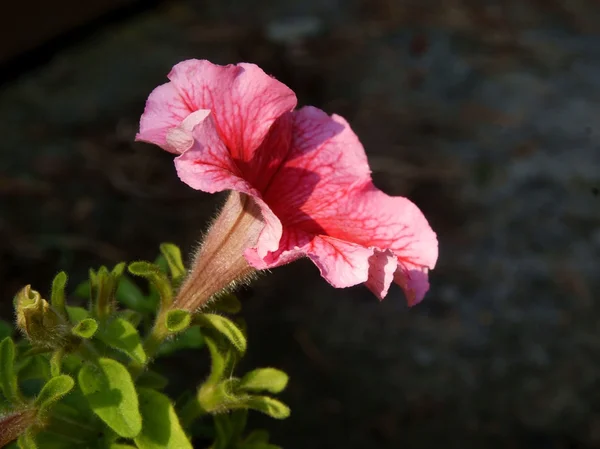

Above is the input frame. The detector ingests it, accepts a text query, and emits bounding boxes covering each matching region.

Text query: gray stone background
[1,0,600,448]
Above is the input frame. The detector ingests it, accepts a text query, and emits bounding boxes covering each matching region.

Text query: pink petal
[136,82,194,153]
[174,113,284,258]
[252,106,438,303]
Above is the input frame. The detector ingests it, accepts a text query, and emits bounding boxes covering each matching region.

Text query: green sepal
[211,293,242,314]
[97,318,147,365]
[157,325,204,357]
[229,409,248,443]
[49,272,68,319]
[243,396,290,420]
[78,358,142,438]
[91,266,117,320]
[165,309,191,333]
[238,368,288,394]
[0,337,22,404]
[134,388,193,449]
[34,375,74,414]
[194,314,247,353]
[117,310,143,328]
[128,262,172,308]
[203,337,227,386]
[159,243,186,282]
[71,318,98,339]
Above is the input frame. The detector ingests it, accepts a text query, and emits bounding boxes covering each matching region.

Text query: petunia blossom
[137,59,438,310]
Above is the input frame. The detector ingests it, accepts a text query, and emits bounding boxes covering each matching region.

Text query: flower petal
[137,60,296,156]
[136,82,193,153]
[174,114,284,258]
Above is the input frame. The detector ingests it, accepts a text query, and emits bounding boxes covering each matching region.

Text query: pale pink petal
[174,113,284,258]
[167,60,297,160]
[165,109,211,154]
[136,82,193,153]
[365,249,398,300]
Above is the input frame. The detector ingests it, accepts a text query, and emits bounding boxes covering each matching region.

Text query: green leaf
[49,350,63,377]
[238,368,288,394]
[97,318,147,365]
[165,309,191,333]
[109,445,138,449]
[203,337,226,386]
[34,375,74,413]
[211,293,242,314]
[159,243,186,282]
[50,272,68,319]
[74,280,90,299]
[17,355,50,382]
[71,318,98,339]
[78,358,142,438]
[16,429,37,449]
[229,409,248,442]
[115,276,153,314]
[213,414,232,449]
[134,388,193,449]
[117,310,143,328]
[0,319,13,340]
[136,370,169,390]
[243,430,270,444]
[243,396,290,419]
[156,326,204,356]
[66,306,89,324]
[195,314,247,353]
[0,337,21,403]
[128,262,172,308]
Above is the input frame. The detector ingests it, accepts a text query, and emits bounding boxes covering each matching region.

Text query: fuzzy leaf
[165,310,191,333]
[78,358,142,438]
[128,262,172,307]
[115,276,154,314]
[49,350,62,377]
[136,370,169,390]
[156,326,204,356]
[50,272,68,319]
[238,368,288,394]
[0,337,21,403]
[204,337,226,386]
[195,314,247,353]
[98,318,147,365]
[243,430,270,444]
[134,388,193,449]
[16,429,37,449]
[243,396,290,419]
[34,375,74,413]
[159,243,186,282]
[66,306,89,324]
[71,318,98,339]
[212,293,242,314]
[17,355,50,382]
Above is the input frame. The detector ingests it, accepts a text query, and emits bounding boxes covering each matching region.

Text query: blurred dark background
[2,0,600,448]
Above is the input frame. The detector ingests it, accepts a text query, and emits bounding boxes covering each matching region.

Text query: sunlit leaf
[97,318,147,365]
[78,358,142,438]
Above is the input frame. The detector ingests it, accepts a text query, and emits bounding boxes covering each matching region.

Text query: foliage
[0,244,289,449]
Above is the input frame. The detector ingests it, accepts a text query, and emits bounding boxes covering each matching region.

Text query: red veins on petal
[136,59,297,155]
[140,59,438,304]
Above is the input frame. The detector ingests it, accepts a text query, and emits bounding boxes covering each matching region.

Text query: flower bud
[15,285,73,350]
[0,408,37,448]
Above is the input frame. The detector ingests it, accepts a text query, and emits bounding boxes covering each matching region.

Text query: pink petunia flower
[137,59,438,310]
